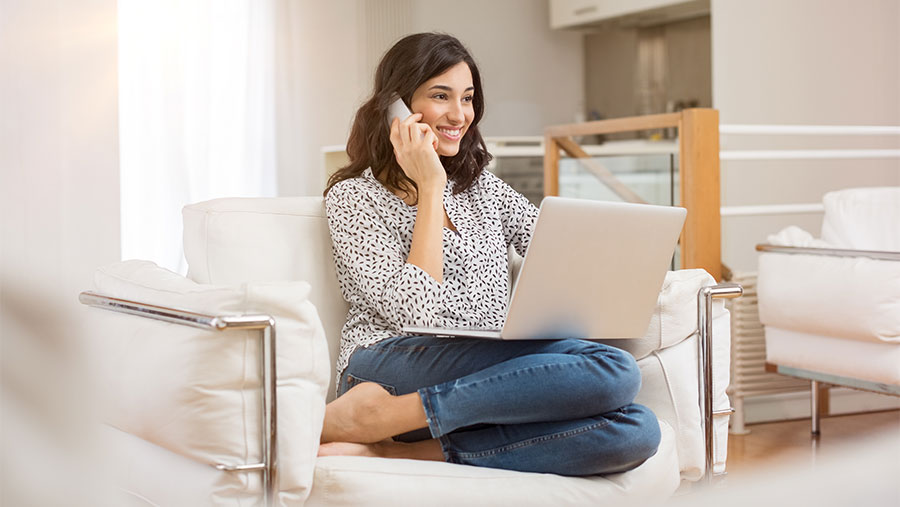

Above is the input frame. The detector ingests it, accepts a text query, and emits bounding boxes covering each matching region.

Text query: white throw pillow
[86,260,331,505]
[821,187,900,251]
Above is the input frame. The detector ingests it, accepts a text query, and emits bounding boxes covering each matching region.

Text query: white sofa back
[184,197,348,397]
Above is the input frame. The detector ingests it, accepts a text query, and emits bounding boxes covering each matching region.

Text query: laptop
[402,196,686,340]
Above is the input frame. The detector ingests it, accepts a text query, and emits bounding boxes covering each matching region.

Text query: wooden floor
[725,409,900,477]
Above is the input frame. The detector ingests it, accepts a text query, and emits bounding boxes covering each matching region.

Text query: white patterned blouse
[325,167,539,379]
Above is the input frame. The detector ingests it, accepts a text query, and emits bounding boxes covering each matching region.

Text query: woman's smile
[436,126,463,141]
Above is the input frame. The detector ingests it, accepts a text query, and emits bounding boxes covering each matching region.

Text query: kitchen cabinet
[550,0,709,29]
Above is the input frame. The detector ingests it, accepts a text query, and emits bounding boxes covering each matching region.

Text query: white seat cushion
[306,421,680,507]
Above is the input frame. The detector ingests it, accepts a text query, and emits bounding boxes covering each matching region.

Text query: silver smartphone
[386,96,413,128]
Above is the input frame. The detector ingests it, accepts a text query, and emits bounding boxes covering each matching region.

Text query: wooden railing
[544,109,722,280]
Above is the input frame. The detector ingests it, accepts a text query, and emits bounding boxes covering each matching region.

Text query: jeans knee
[567,404,661,476]
[629,404,662,461]
[601,345,642,399]
[602,404,661,474]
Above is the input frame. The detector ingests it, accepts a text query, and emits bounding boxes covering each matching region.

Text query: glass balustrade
[559,153,678,206]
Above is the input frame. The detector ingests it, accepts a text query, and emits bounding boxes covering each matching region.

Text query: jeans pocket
[344,373,398,396]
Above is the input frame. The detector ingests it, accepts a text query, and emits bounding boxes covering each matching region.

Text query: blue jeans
[338,336,661,476]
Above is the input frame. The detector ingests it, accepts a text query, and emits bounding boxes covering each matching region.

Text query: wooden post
[542,109,722,280]
[679,109,721,280]
[544,135,560,197]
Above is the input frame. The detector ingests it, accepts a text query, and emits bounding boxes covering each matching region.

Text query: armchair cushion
[633,312,732,479]
[87,260,331,505]
[758,251,900,344]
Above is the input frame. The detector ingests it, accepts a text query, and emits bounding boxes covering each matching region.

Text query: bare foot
[320,382,397,444]
[318,439,444,461]
[321,381,430,444]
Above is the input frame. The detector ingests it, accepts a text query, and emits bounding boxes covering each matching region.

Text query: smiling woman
[324,33,491,203]
[319,33,662,477]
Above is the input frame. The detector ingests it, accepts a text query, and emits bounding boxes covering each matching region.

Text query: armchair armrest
[756,244,900,261]
[697,283,742,483]
[756,244,900,344]
[598,270,741,481]
[80,260,330,506]
[79,291,280,505]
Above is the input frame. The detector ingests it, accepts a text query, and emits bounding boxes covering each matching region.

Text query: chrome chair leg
[810,380,820,435]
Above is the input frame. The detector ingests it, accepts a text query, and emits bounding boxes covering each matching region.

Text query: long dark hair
[323,33,491,199]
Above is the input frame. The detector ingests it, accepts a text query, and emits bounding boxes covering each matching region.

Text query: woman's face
[409,61,476,157]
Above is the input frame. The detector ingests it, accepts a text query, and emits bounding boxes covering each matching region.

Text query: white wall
[711,0,900,272]
[0,0,120,316]
[275,0,368,197]
[277,0,585,196]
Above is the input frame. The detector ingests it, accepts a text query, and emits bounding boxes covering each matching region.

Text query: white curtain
[118,0,278,273]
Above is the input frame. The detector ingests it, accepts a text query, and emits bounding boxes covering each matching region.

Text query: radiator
[727,271,808,434]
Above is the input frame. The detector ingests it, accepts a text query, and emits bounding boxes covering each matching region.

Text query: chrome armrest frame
[756,244,900,261]
[78,291,278,506]
[697,283,743,484]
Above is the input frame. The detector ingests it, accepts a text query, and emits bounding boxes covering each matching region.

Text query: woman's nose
[446,101,464,124]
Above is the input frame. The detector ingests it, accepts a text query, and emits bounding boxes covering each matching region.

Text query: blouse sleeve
[325,183,443,331]
[484,172,539,257]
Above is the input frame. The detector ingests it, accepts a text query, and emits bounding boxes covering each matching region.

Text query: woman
[320,32,660,476]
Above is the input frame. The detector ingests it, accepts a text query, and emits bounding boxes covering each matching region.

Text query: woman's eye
[463,95,474,103]
[433,93,447,100]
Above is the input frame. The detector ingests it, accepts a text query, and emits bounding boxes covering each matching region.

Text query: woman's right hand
[389,113,446,192]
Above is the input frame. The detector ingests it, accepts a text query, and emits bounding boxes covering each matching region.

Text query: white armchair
[81,196,739,505]
[757,187,900,434]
